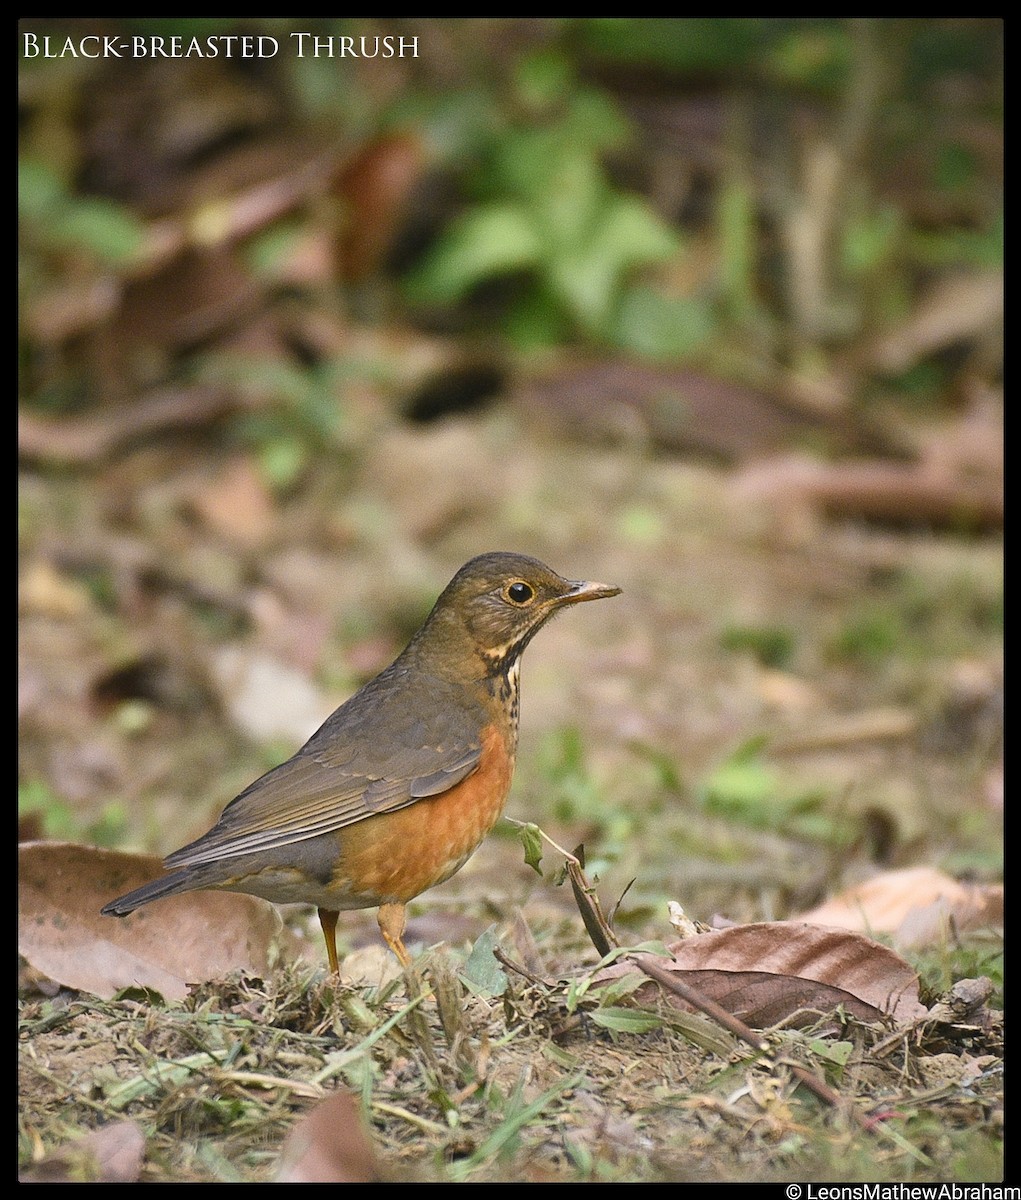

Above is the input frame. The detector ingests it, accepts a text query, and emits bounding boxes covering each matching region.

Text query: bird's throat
[481,645,522,744]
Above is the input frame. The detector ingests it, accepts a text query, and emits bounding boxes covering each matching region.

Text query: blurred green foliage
[19,159,144,266]
[719,622,797,669]
[19,779,127,847]
[826,566,1002,666]
[913,937,1003,1008]
[406,52,682,349]
[195,353,367,490]
[531,726,633,871]
[699,736,852,845]
[17,18,1002,402]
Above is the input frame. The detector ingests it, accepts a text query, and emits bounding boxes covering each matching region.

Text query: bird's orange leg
[376,902,411,968]
[318,907,340,974]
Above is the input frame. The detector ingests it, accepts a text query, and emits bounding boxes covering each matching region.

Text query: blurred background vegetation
[20,17,1002,417]
[19,16,1002,921]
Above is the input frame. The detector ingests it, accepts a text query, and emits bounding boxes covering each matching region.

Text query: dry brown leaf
[19,1120,145,1183]
[796,866,1004,950]
[595,923,927,1028]
[337,131,427,282]
[336,943,402,989]
[276,1090,380,1182]
[188,456,277,549]
[18,842,286,1000]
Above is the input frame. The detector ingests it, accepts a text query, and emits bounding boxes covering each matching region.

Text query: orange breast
[328,723,514,906]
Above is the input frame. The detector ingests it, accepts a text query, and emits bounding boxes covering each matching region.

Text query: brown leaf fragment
[276,1090,380,1183]
[568,855,618,958]
[595,922,927,1028]
[927,977,996,1030]
[18,387,235,466]
[734,454,1002,531]
[19,842,286,1000]
[188,456,277,549]
[336,131,427,281]
[19,1120,145,1183]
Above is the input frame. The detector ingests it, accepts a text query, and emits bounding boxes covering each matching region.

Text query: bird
[102,552,620,972]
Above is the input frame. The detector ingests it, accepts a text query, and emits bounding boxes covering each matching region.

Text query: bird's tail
[101,870,193,917]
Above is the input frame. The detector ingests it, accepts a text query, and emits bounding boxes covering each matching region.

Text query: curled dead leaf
[594,922,927,1028]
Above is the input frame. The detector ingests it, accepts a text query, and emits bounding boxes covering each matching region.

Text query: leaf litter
[19,837,1002,1182]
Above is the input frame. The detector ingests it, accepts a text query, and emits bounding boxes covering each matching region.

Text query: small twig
[631,953,768,1052]
[492,946,553,989]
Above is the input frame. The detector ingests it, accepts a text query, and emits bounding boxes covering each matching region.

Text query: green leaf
[488,128,586,206]
[841,206,902,277]
[258,437,308,491]
[581,18,766,74]
[18,159,66,219]
[559,89,630,153]
[702,757,777,816]
[593,973,648,1006]
[809,1039,854,1066]
[514,49,574,110]
[597,194,678,267]
[518,822,544,875]
[405,204,542,304]
[51,197,146,265]
[719,622,797,669]
[612,286,714,361]
[459,926,509,997]
[588,1006,664,1034]
[549,195,678,334]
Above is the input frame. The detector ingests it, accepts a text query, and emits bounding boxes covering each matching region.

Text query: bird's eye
[505,581,534,605]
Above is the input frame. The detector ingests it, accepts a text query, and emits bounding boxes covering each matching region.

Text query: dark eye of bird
[506,581,534,604]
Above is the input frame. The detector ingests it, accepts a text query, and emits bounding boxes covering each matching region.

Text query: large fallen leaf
[276,1090,380,1182]
[19,842,287,1000]
[795,866,1004,951]
[594,923,927,1028]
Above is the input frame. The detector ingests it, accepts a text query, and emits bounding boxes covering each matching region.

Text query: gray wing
[164,667,486,868]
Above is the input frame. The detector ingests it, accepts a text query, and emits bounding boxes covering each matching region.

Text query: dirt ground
[18,402,1003,1182]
